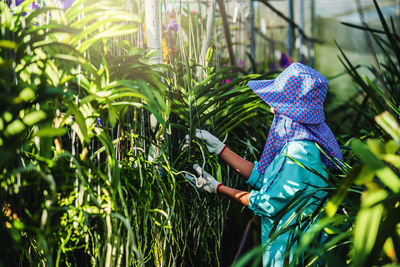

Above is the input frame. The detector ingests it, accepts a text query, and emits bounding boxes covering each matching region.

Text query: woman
[185,62,343,266]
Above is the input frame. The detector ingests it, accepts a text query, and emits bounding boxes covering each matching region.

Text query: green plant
[0,1,168,265]
[296,112,400,266]
[1,1,278,266]
[335,0,400,139]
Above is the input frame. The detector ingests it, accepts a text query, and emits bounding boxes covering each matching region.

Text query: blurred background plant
[0,0,272,266]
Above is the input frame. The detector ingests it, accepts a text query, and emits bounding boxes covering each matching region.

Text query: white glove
[194,129,226,155]
[184,164,222,193]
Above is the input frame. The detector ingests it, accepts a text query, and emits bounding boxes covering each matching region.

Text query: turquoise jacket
[247,140,328,266]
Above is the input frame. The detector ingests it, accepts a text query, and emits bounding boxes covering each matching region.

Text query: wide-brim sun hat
[247,62,328,124]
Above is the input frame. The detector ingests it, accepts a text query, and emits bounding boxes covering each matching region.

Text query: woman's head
[247,62,343,172]
[247,62,328,124]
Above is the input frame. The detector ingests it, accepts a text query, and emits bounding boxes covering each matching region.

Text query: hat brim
[247,80,275,106]
[247,79,325,124]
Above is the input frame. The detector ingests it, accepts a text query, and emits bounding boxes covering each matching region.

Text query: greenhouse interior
[1,0,400,266]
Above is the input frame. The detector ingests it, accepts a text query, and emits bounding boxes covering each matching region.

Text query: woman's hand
[190,129,255,179]
[193,129,226,155]
[184,164,222,193]
[184,164,250,207]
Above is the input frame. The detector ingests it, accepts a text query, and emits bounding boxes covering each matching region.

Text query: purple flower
[8,0,39,9]
[97,118,103,128]
[220,78,231,85]
[167,20,179,32]
[8,0,74,10]
[237,60,245,68]
[268,62,278,72]
[279,52,291,68]
[32,1,40,9]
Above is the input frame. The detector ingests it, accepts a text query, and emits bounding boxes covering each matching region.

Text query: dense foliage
[0,1,270,266]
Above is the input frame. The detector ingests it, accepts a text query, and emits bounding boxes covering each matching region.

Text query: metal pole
[286,0,294,57]
[145,0,162,64]
[217,0,236,66]
[397,0,400,16]
[249,0,256,61]
[397,0,400,34]
[299,0,305,63]
[310,0,315,67]
[144,0,162,168]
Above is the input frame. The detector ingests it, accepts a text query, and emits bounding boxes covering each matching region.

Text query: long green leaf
[78,24,138,53]
[352,139,400,193]
[64,99,89,144]
[353,189,387,266]
[375,111,400,143]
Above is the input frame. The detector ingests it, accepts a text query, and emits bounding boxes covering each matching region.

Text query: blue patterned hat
[247,62,343,173]
[247,62,328,124]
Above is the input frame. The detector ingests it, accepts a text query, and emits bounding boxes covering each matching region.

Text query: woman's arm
[218,184,250,206]
[193,129,255,178]
[219,146,254,179]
